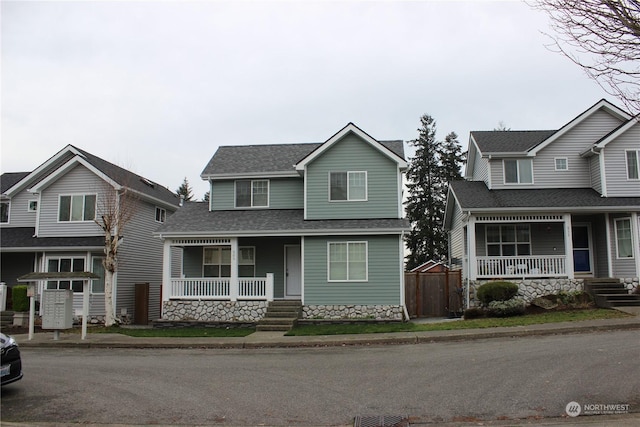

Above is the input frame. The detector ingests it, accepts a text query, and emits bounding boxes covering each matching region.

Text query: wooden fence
[404,270,463,318]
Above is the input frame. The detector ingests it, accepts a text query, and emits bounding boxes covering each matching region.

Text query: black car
[1,332,23,386]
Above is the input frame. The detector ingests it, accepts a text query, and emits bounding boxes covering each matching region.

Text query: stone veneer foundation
[162,300,268,322]
[302,304,403,320]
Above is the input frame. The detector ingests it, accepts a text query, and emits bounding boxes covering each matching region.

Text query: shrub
[463,307,486,319]
[487,298,526,317]
[12,285,29,312]
[476,281,519,306]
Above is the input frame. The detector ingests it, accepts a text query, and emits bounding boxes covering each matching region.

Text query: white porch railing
[476,256,567,278]
[169,274,274,301]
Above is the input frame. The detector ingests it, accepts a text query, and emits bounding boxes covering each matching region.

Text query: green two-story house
[155,123,410,321]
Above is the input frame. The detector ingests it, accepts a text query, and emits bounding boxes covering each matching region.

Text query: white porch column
[230,238,238,301]
[632,212,640,278]
[161,239,172,306]
[605,213,613,278]
[467,215,477,280]
[563,214,575,279]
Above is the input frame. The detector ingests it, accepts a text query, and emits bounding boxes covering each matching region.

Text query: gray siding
[305,134,401,220]
[589,156,602,194]
[211,178,304,210]
[38,165,109,237]
[609,213,639,277]
[602,124,640,197]
[303,234,402,305]
[448,203,465,266]
[2,190,37,228]
[472,151,489,186]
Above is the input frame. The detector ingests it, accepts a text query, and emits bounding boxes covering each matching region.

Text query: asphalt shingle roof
[471,130,557,154]
[0,227,104,250]
[450,180,640,210]
[201,141,405,176]
[1,172,30,194]
[155,202,409,235]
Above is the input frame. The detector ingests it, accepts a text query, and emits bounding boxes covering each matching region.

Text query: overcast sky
[1,0,615,199]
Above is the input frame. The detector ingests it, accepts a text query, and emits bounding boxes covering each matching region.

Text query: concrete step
[265,310,300,318]
[256,324,293,332]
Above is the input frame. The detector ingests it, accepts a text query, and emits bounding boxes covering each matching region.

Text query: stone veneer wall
[466,278,584,308]
[621,277,639,294]
[162,300,268,322]
[302,304,403,320]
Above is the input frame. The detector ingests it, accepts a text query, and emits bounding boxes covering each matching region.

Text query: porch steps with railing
[584,279,640,308]
[256,300,302,332]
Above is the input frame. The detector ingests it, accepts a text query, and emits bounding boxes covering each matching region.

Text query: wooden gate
[405,270,462,318]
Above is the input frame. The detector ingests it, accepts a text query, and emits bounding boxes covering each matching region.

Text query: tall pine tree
[405,117,464,269]
[175,177,194,202]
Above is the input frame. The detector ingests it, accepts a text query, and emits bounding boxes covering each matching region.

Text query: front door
[572,224,593,274]
[284,245,301,298]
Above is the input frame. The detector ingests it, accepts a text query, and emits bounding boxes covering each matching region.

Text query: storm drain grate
[353,415,409,427]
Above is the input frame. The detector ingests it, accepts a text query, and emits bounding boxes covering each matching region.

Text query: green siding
[306,134,400,219]
[303,235,402,305]
[211,178,303,210]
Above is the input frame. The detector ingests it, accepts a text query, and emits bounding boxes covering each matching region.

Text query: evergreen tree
[175,177,194,202]
[405,117,465,270]
[203,191,210,203]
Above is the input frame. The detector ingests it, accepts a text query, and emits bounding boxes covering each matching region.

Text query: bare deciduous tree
[532,0,640,112]
[95,183,138,327]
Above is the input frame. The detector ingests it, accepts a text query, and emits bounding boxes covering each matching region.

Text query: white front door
[284,245,301,298]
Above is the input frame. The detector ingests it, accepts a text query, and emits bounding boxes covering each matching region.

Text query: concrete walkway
[10,310,640,349]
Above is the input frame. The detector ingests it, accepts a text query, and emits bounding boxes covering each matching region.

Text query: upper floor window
[486,224,531,256]
[555,158,568,171]
[626,150,640,180]
[28,200,38,212]
[58,194,96,222]
[329,171,367,201]
[235,180,269,207]
[0,201,9,223]
[615,218,634,258]
[328,241,368,281]
[155,207,166,223]
[504,159,533,184]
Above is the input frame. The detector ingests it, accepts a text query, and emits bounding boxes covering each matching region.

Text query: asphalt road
[1,330,639,426]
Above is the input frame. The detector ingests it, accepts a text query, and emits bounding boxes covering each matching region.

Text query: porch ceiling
[451,181,640,211]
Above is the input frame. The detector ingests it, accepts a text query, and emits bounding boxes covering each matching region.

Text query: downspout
[400,230,410,321]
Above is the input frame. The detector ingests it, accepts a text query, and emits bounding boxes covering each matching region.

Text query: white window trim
[1,200,10,223]
[28,200,38,212]
[57,193,97,223]
[554,157,568,171]
[625,149,640,181]
[45,255,87,292]
[327,241,368,282]
[614,217,634,259]
[234,179,270,208]
[503,159,534,184]
[328,171,368,202]
[485,224,532,256]
[155,207,166,223]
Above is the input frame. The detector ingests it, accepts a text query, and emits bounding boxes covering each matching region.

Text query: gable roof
[4,145,179,208]
[409,260,449,273]
[295,123,407,171]
[470,130,556,155]
[449,180,640,212]
[587,115,640,154]
[1,172,30,194]
[200,132,405,178]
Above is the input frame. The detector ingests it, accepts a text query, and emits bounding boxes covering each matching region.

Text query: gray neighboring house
[444,99,640,305]
[155,123,410,321]
[0,145,180,323]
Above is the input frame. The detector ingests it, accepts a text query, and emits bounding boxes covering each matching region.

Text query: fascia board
[595,117,639,149]
[155,228,409,239]
[201,171,300,180]
[463,205,640,214]
[529,99,632,156]
[464,136,479,178]
[443,186,463,229]
[295,123,407,171]
[29,156,121,193]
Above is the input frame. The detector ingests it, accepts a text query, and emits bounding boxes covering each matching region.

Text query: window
[238,247,255,277]
[92,257,105,293]
[155,207,166,223]
[615,218,634,258]
[555,158,568,171]
[28,200,38,212]
[235,180,269,207]
[58,194,96,222]
[486,224,531,256]
[0,201,9,223]
[329,171,367,201]
[203,247,231,277]
[46,257,85,292]
[328,242,367,281]
[627,150,640,180]
[504,159,533,184]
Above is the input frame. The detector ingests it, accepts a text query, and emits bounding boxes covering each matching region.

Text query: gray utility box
[42,289,74,330]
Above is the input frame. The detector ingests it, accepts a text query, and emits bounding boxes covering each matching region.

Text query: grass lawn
[285,308,630,336]
[89,326,255,337]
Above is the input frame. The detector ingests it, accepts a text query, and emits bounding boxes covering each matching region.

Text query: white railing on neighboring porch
[169,274,274,301]
[476,256,567,278]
